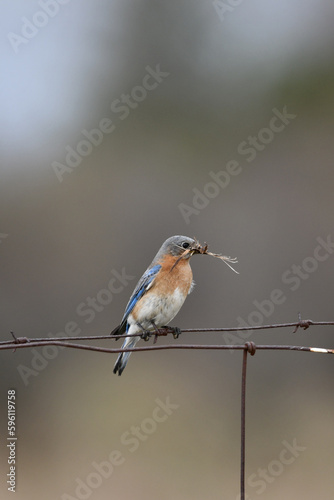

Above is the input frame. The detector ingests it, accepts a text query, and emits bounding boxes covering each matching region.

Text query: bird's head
[159,235,204,258]
[157,235,239,274]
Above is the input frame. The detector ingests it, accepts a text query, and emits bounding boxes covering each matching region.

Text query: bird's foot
[150,321,161,344]
[171,326,182,339]
[161,325,182,339]
[136,322,152,341]
[140,330,152,342]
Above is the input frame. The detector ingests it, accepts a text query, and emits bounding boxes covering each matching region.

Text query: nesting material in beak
[191,238,239,274]
[171,238,239,274]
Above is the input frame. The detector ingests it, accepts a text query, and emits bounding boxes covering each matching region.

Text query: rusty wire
[1,318,334,348]
[1,318,334,499]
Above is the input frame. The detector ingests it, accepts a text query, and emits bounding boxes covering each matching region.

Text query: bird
[112,235,200,375]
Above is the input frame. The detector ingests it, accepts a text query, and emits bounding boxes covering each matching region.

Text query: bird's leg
[161,325,182,339]
[150,321,161,344]
[137,322,151,341]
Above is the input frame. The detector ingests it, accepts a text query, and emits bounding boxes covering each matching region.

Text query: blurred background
[1,1,334,498]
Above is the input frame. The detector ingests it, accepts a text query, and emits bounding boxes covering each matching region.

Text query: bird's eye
[182,242,190,249]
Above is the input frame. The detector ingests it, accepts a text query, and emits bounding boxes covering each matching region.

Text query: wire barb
[10,331,30,352]
[292,313,312,333]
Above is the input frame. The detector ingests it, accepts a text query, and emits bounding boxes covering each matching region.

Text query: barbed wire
[1,318,334,350]
[2,318,333,500]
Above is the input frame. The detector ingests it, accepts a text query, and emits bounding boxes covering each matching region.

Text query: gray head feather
[153,235,196,261]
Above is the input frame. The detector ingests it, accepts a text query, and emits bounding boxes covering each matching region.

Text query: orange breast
[154,254,193,296]
[130,254,194,325]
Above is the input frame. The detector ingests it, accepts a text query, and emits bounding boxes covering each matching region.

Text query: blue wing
[117,264,161,332]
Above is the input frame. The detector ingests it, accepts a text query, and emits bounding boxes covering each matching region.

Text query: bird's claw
[141,331,151,341]
[172,327,182,339]
[161,326,181,339]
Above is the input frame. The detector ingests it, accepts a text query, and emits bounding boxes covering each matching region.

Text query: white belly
[128,287,187,331]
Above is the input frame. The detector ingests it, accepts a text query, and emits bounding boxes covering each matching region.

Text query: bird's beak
[190,248,199,256]
[189,239,207,255]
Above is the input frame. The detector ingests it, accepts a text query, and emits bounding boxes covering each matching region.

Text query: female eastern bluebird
[112,235,199,375]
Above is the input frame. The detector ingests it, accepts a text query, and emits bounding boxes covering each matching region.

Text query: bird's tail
[113,334,140,376]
